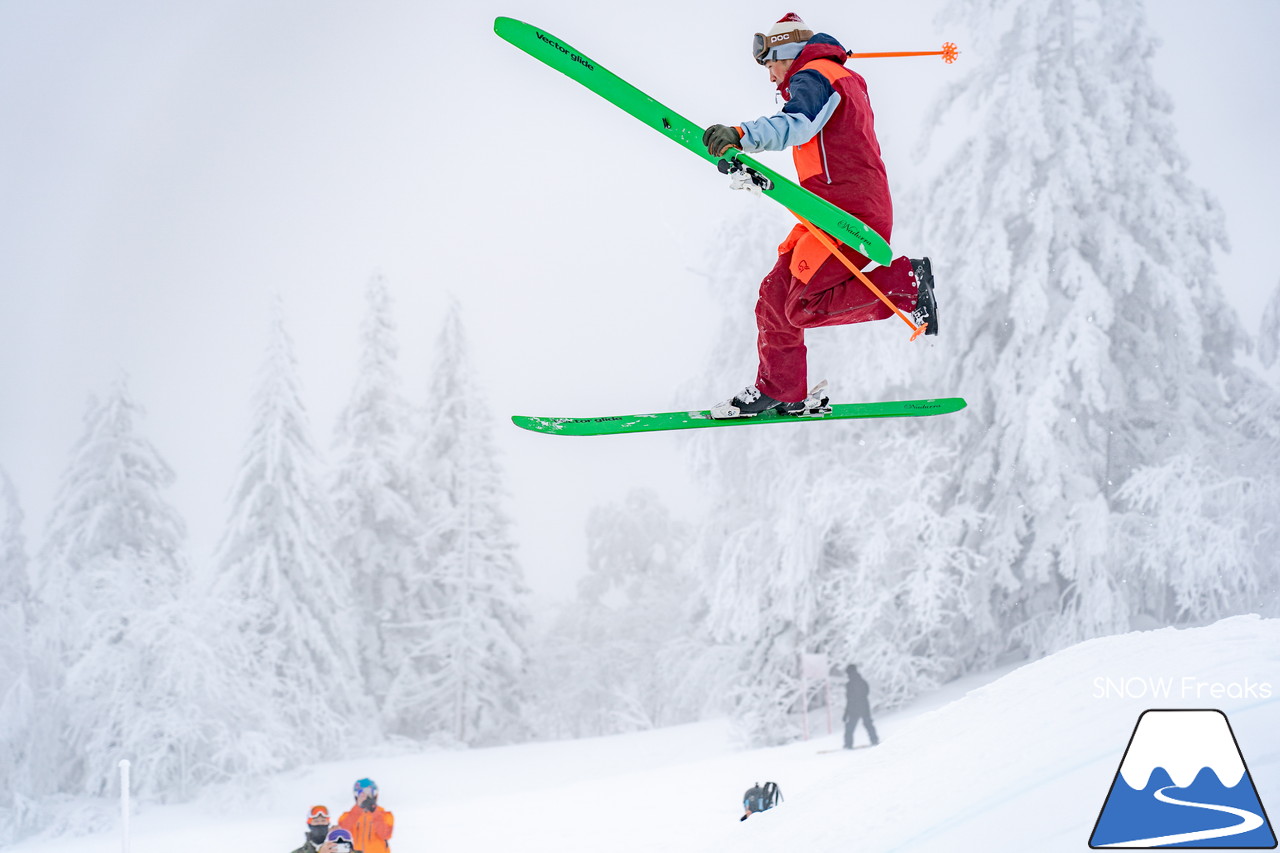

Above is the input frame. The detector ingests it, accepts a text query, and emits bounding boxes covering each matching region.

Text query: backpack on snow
[742,781,782,815]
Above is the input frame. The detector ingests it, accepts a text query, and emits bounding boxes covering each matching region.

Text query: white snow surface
[12,616,1279,853]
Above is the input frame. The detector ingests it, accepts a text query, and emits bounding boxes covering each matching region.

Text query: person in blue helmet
[338,778,393,853]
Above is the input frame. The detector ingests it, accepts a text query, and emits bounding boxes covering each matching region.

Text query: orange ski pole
[790,211,928,341]
[848,43,959,63]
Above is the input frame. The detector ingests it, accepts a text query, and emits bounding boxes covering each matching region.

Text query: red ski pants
[754,248,918,402]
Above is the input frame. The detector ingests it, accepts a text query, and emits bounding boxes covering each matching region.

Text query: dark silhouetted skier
[843,664,879,748]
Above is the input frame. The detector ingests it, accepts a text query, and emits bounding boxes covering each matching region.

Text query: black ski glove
[362,797,377,812]
[703,124,742,157]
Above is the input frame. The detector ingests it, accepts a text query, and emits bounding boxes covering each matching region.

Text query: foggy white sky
[2,0,1276,616]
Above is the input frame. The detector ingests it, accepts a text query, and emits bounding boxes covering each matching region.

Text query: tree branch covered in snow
[391,298,532,745]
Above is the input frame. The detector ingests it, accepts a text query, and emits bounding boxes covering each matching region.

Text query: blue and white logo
[1090,709,1276,848]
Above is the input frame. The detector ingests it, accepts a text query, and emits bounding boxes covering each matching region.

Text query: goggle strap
[753,29,814,64]
[759,29,813,51]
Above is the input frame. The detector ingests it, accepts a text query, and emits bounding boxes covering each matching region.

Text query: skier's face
[765,59,793,85]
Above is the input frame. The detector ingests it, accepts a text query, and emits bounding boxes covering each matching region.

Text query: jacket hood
[778,33,848,93]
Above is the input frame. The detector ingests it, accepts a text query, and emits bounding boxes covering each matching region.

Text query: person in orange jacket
[339,778,394,853]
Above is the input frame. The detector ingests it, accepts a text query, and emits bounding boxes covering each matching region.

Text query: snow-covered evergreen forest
[0,281,538,843]
[2,0,1279,846]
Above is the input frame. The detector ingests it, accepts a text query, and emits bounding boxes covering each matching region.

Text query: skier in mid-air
[703,13,938,419]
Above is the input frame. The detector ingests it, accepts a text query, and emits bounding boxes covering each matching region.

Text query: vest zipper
[819,129,831,184]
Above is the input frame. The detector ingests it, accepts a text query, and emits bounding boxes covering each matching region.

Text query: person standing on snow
[339,778,394,853]
[843,664,879,748]
[289,805,334,853]
[702,12,938,419]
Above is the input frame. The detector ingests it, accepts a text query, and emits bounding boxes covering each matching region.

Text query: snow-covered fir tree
[214,301,370,759]
[917,0,1267,649]
[528,488,719,739]
[36,382,187,662]
[31,380,192,794]
[26,379,259,804]
[391,299,529,745]
[0,468,32,841]
[1234,281,1280,616]
[60,578,282,801]
[1260,282,1280,372]
[330,275,424,728]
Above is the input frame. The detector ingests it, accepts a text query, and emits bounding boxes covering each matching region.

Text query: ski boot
[909,257,938,336]
[709,381,832,419]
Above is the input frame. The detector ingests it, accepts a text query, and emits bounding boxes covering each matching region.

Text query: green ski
[512,398,967,437]
[493,16,893,266]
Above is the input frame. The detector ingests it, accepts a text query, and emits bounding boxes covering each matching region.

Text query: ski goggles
[752,28,813,64]
[307,805,330,822]
[327,828,354,852]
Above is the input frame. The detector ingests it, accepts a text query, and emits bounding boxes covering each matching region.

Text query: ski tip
[926,396,967,415]
[493,16,525,37]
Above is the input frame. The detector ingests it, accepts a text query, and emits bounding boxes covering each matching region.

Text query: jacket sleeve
[372,809,394,840]
[738,70,841,153]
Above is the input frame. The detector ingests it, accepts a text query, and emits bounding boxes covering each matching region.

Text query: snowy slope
[13,616,1279,853]
[724,616,1280,853]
